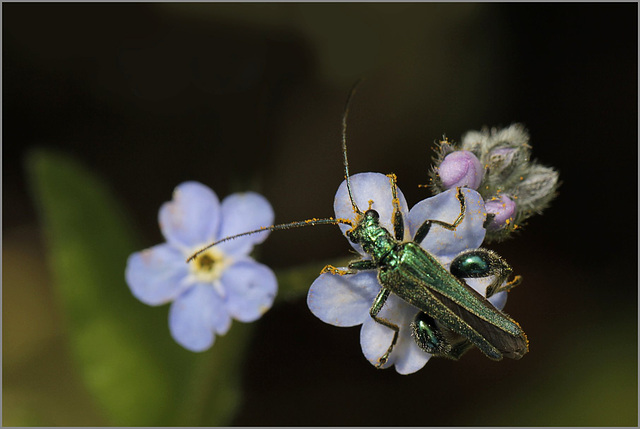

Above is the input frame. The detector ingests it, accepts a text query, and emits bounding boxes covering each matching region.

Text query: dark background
[3,3,637,426]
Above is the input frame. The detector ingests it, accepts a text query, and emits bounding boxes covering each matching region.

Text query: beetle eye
[364,209,379,220]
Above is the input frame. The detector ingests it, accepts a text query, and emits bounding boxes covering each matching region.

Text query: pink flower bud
[484,194,516,231]
[438,151,484,190]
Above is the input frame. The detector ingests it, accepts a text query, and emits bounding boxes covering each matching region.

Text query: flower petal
[222,261,277,322]
[488,291,508,311]
[215,192,274,256]
[308,270,380,327]
[334,172,411,254]
[125,243,190,306]
[360,313,396,369]
[392,325,432,375]
[359,293,423,369]
[159,181,221,249]
[464,277,508,310]
[408,187,486,259]
[168,283,231,352]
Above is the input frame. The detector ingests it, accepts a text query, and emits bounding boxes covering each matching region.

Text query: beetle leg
[348,259,378,271]
[485,264,515,299]
[490,274,522,296]
[449,248,522,298]
[320,264,355,276]
[447,339,474,360]
[387,173,405,241]
[411,311,451,355]
[414,187,466,243]
[321,258,382,276]
[411,312,475,360]
[369,288,400,368]
[412,309,497,361]
[321,259,379,275]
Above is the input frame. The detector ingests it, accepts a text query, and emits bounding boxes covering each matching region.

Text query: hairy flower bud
[487,146,528,182]
[512,165,560,212]
[484,194,516,231]
[438,150,484,190]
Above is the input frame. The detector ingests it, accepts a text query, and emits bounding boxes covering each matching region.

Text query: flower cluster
[307,173,509,374]
[429,124,560,242]
[125,181,277,352]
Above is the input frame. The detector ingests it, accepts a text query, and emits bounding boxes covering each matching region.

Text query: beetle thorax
[349,214,396,262]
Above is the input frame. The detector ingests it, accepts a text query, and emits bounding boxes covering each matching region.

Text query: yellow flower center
[189,247,230,283]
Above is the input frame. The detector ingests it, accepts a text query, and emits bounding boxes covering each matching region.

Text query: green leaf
[25,150,251,426]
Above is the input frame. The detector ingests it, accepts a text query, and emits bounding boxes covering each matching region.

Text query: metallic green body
[348,209,527,361]
[379,242,523,360]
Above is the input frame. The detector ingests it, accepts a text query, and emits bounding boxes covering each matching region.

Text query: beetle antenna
[186,217,354,262]
[342,79,363,215]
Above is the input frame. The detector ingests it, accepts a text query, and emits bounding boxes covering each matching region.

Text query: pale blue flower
[125,181,276,352]
[307,172,508,374]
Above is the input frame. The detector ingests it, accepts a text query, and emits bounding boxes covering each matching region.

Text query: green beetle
[188,83,528,367]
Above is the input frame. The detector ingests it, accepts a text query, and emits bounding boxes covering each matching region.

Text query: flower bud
[513,165,560,211]
[459,130,488,155]
[487,146,527,181]
[438,150,484,190]
[484,194,516,231]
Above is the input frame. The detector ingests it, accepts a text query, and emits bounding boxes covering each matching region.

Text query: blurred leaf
[176,322,254,426]
[26,150,252,426]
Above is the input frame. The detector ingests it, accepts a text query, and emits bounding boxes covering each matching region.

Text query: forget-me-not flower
[307,172,509,374]
[125,181,277,352]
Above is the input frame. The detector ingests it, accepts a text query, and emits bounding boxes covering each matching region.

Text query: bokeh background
[3,3,637,426]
